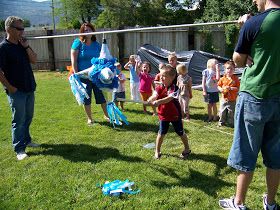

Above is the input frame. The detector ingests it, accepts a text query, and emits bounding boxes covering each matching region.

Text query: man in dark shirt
[0,16,39,160]
[219,0,280,209]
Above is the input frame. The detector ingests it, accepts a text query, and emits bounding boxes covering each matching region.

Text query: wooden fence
[0,27,226,70]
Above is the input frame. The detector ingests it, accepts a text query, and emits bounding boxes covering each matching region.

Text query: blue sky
[32,0,49,2]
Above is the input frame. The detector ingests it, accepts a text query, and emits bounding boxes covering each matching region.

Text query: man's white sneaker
[27,142,40,148]
[16,152,28,160]
[263,194,280,210]
[219,196,247,210]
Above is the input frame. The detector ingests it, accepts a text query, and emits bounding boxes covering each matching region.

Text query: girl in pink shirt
[136,61,157,115]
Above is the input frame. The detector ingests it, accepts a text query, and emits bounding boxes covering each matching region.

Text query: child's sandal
[154,152,162,159]
[180,150,191,159]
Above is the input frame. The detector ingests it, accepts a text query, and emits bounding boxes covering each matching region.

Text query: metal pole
[51,0,56,33]
[27,20,238,40]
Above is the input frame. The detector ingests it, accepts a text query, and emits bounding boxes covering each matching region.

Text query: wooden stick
[74,68,91,75]
[116,98,149,105]
[27,20,238,40]
[154,81,162,85]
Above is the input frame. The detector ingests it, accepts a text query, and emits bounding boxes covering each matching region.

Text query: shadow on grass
[151,168,233,196]
[150,153,235,196]
[190,113,208,121]
[161,152,232,177]
[189,105,204,110]
[113,121,190,134]
[97,121,159,133]
[124,109,148,115]
[187,153,235,176]
[96,122,190,136]
[29,143,144,164]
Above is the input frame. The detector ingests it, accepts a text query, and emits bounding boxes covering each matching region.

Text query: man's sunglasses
[10,25,24,31]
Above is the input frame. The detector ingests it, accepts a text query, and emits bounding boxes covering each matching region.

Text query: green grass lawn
[0,72,274,209]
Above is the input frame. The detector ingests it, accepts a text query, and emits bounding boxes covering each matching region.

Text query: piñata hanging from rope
[69,38,128,127]
[88,39,119,92]
[74,39,119,92]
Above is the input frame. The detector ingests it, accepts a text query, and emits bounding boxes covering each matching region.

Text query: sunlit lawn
[0,71,273,209]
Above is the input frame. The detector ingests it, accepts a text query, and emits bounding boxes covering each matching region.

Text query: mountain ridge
[0,0,54,26]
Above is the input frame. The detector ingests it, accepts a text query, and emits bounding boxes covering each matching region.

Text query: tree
[199,0,256,22]
[95,0,195,28]
[0,19,30,31]
[0,20,5,31]
[196,0,257,56]
[163,0,206,25]
[23,19,31,28]
[95,0,138,28]
[134,0,195,26]
[55,0,101,28]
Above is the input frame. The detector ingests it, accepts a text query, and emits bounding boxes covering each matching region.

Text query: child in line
[136,61,157,115]
[112,62,126,111]
[176,64,193,121]
[217,61,240,127]
[148,65,191,159]
[202,58,220,122]
[155,53,177,83]
[124,55,140,101]
[168,53,178,69]
[168,53,179,86]
[154,63,165,86]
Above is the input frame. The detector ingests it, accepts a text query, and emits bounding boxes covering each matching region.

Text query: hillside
[0,0,54,26]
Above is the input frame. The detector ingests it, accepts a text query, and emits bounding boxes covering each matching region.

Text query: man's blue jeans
[227,92,280,172]
[7,91,34,153]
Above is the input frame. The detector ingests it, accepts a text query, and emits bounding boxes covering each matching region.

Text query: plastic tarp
[137,44,243,86]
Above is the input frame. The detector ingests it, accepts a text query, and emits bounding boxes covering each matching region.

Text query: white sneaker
[27,142,40,147]
[87,119,94,126]
[104,116,110,122]
[263,194,280,210]
[219,196,247,210]
[16,152,28,160]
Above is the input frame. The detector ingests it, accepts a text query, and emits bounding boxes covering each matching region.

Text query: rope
[27,20,238,40]
[188,121,234,136]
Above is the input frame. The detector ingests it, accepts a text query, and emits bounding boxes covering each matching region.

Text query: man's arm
[238,14,252,27]
[0,69,17,93]
[19,38,37,64]
[25,47,37,64]
[233,52,248,68]
[233,13,254,68]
